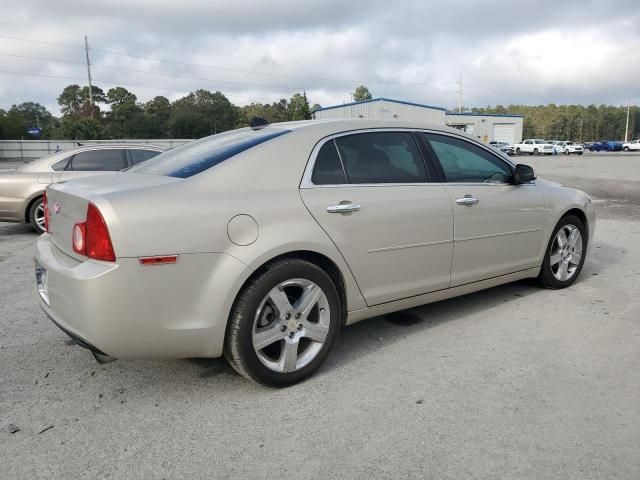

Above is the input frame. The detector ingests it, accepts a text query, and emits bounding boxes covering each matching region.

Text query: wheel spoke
[302,320,329,343]
[556,229,568,248]
[550,251,562,266]
[557,261,569,281]
[295,284,321,320]
[268,287,293,316]
[279,340,299,372]
[567,228,579,248]
[570,251,582,266]
[253,325,286,350]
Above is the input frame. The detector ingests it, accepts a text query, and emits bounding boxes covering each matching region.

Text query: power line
[0,32,453,88]
[0,69,253,100]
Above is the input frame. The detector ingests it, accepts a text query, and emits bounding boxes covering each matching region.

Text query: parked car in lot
[589,141,623,152]
[35,120,595,387]
[554,141,584,155]
[514,139,555,155]
[622,140,640,151]
[0,144,163,232]
[489,141,514,155]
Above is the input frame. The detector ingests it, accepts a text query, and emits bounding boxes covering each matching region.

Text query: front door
[422,133,547,287]
[300,131,454,306]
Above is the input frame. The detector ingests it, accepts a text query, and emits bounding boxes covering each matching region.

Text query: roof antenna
[249,117,269,130]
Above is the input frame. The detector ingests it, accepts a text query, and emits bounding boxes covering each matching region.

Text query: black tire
[533,148,539,155]
[515,147,521,155]
[578,152,583,155]
[224,258,341,387]
[538,215,587,289]
[28,196,45,234]
[623,146,630,151]
[565,149,570,155]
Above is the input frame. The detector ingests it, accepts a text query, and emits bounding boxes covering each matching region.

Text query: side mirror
[513,164,536,184]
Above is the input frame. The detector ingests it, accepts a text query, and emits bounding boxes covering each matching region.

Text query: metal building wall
[444,114,524,144]
[314,99,446,124]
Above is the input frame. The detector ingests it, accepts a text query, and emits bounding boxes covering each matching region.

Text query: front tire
[623,146,630,151]
[565,149,570,155]
[28,197,46,234]
[515,147,521,155]
[538,215,586,289]
[224,258,341,387]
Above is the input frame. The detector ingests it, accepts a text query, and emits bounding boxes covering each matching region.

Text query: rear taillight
[43,191,50,233]
[72,203,115,262]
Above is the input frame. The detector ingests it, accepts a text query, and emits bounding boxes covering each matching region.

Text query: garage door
[492,123,516,145]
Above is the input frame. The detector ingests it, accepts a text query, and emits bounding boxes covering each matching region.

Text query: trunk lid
[47,172,180,259]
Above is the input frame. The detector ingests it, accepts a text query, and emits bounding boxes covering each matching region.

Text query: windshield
[129,128,291,178]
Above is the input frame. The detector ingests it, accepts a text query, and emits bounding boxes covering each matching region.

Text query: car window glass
[311,141,346,185]
[69,149,127,171]
[334,132,428,184]
[51,157,71,171]
[130,149,161,165]
[424,134,512,184]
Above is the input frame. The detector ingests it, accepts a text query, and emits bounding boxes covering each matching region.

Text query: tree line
[0,83,637,141]
[470,103,639,142]
[0,84,320,140]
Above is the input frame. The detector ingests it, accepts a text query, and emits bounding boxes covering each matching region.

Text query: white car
[35,119,595,387]
[622,140,640,151]
[555,141,584,155]
[514,139,555,155]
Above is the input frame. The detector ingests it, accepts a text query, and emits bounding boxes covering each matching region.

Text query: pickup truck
[514,139,555,155]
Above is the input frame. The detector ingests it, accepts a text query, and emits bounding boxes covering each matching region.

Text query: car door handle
[326,203,361,213]
[456,195,479,206]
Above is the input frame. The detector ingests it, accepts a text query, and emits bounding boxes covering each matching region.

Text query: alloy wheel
[34,202,46,231]
[550,224,583,281]
[252,278,330,373]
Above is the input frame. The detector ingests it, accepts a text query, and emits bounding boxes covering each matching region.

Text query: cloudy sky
[1,0,638,115]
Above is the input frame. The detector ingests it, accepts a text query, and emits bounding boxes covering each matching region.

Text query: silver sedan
[0,144,163,232]
[34,120,595,387]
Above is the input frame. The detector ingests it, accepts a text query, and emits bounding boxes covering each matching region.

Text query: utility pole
[457,74,462,113]
[84,35,94,118]
[624,96,630,142]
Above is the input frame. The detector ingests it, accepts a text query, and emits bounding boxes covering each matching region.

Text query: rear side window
[129,128,291,178]
[51,157,71,171]
[130,149,160,165]
[334,132,428,184]
[311,141,346,185]
[68,149,127,171]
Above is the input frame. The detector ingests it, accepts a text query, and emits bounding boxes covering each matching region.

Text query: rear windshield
[129,128,291,178]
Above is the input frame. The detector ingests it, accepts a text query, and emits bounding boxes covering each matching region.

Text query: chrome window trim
[300,127,518,189]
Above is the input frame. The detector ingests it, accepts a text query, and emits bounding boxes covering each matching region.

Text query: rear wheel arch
[231,250,348,325]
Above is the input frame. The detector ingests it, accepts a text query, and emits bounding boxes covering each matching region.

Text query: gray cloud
[1,0,639,116]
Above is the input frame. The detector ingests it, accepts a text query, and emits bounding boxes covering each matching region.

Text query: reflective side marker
[139,255,178,266]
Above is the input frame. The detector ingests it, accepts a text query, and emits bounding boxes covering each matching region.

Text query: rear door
[300,130,453,306]
[422,132,546,286]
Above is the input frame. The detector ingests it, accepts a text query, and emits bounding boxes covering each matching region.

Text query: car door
[421,132,547,287]
[300,130,453,306]
[55,148,128,182]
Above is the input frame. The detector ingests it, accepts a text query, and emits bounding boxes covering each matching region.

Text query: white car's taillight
[72,203,115,262]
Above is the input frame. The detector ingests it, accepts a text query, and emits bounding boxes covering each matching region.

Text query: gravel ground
[1,153,639,479]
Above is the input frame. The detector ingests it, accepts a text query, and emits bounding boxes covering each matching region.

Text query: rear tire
[533,148,539,155]
[515,147,521,155]
[28,196,46,234]
[538,215,586,289]
[224,258,341,387]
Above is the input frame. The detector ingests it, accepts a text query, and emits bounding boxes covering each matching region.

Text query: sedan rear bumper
[34,234,251,360]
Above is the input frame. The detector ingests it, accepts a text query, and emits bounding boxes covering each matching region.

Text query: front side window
[423,134,513,184]
[68,149,127,171]
[333,132,428,184]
